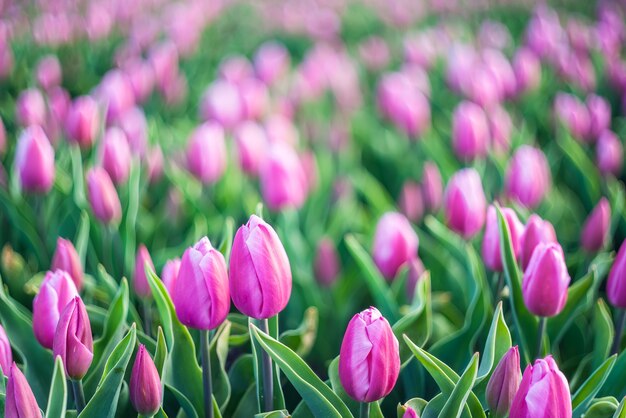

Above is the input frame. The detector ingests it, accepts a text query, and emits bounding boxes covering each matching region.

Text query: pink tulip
[264,114,299,146]
[522,243,570,317]
[520,215,557,271]
[53,296,93,379]
[596,130,623,176]
[254,41,290,86]
[149,41,179,93]
[130,345,162,416]
[200,80,244,129]
[372,212,419,280]
[452,101,490,160]
[15,126,55,193]
[513,48,541,95]
[421,162,442,212]
[586,95,611,141]
[554,93,590,141]
[486,346,521,418]
[5,363,41,418]
[100,127,131,184]
[51,238,84,291]
[358,36,390,71]
[607,241,626,308]
[65,96,100,149]
[16,89,46,128]
[145,146,164,184]
[97,70,135,123]
[314,238,340,287]
[505,146,551,208]
[161,258,181,298]
[218,56,253,84]
[444,168,487,239]
[234,121,267,175]
[581,198,611,253]
[134,245,155,298]
[259,143,308,211]
[86,167,122,224]
[0,325,12,375]
[36,55,62,91]
[488,105,513,154]
[399,181,424,224]
[482,206,524,272]
[186,122,227,184]
[117,107,148,157]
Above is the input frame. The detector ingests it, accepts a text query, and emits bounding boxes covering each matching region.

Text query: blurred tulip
[377,72,430,139]
[100,127,131,184]
[581,198,611,253]
[53,296,93,379]
[608,242,626,308]
[264,114,298,146]
[513,48,541,94]
[161,258,181,298]
[218,56,253,84]
[229,215,291,319]
[444,168,487,239]
[482,49,516,100]
[51,237,83,291]
[145,146,164,184]
[587,95,611,141]
[0,116,5,156]
[48,87,71,125]
[259,143,307,211]
[117,107,148,157]
[186,122,227,184]
[488,105,513,154]
[509,356,571,418]
[200,80,243,129]
[338,307,400,402]
[522,242,570,317]
[149,41,179,93]
[234,121,267,175]
[452,101,489,160]
[65,96,100,149]
[15,126,55,193]
[372,212,419,280]
[124,59,154,104]
[86,167,122,224]
[421,162,442,212]
[406,257,426,301]
[505,145,551,208]
[486,346,521,418]
[173,237,230,330]
[358,36,390,71]
[554,93,590,141]
[134,245,155,298]
[254,41,290,85]
[465,67,500,108]
[399,181,424,223]
[130,345,162,416]
[314,238,340,287]
[520,215,557,271]
[0,325,11,375]
[482,206,524,272]
[5,363,41,418]
[403,406,419,418]
[16,89,46,127]
[596,131,623,176]
[33,270,78,349]
[97,70,135,123]
[36,55,62,91]
[239,77,269,120]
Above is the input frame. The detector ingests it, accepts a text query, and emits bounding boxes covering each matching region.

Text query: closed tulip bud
[482,206,524,272]
[596,131,623,176]
[607,242,626,308]
[97,70,135,123]
[173,237,230,330]
[338,307,400,403]
[229,215,291,319]
[399,181,424,223]
[48,87,71,124]
[53,296,93,379]
[125,59,155,104]
[581,198,611,253]
[358,36,390,71]
[522,243,570,317]
[33,270,79,349]
[444,168,487,239]
[16,89,46,127]
[15,126,55,193]
[520,215,557,271]
[254,41,290,86]
[513,48,541,95]
[36,55,62,91]
[482,49,516,100]
[5,363,41,418]
[0,325,12,375]
[234,122,267,175]
[65,96,100,149]
[422,162,442,212]
[186,122,227,184]
[505,145,551,208]
[466,68,500,109]
[149,41,179,93]
[161,258,181,298]
[100,127,131,185]
[130,345,162,416]
[199,80,243,130]
[486,346,521,418]
[452,101,490,161]
[488,105,513,154]
[403,406,419,418]
[510,356,572,418]
[51,238,84,291]
[554,93,590,141]
[587,95,611,141]
[218,56,253,84]
[86,167,122,224]
[373,212,419,280]
[314,238,340,287]
[134,245,155,299]
[259,143,308,211]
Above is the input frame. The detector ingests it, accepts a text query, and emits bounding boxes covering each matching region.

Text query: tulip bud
[399,181,424,224]
[403,406,419,418]
[422,162,442,212]
[314,238,340,287]
[259,143,308,211]
[161,258,181,298]
[522,242,570,317]
[53,296,93,379]
[554,93,590,141]
[229,215,291,319]
[596,130,623,176]
[234,121,267,175]
[580,198,611,253]
[338,307,400,402]
[51,238,84,291]
[486,346,521,418]
[358,36,390,71]
[505,145,551,208]
[452,101,490,161]
[86,167,122,224]
[239,77,269,120]
[16,89,46,127]
[173,237,230,330]
[510,356,572,418]
[100,127,131,184]
[134,245,155,299]
[587,94,611,141]
[33,270,79,349]
[5,363,41,418]
[186,122,227,184]
[0,325,12,375]
[149,41,179,94]
[199,80,243,130]
[36,55,62,91]
[482,206,524,272]
[444,168,487,239]
[65,96,100,149]
[219,56,253,84]
[254,41,290,86]
[117,107,148,157]
[97,69,135,123]
[264,114,299,146]
[130,345,162,416]
[608,241,626,308]
[15,126,55,193]
[513,48,541,95]
[520,215,557,271]
[372,212,419,280]
[488,105,512,154]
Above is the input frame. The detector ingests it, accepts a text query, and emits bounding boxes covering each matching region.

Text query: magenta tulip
[403,407,419,418]
[372,212,419,280]
[513,48,541,95]
[422,162,442,212]
[134,245,155,298]
[200,80,243,129]
[0,325,12,375]
[0,116,6,156]
[259,143,308,211]
[145,146,164,184]
[186,122,227,184]
[36,55,62,91]
[505,145,551,208]
[314,238,340,287]
[581,198,611,253]
[86,167,122,224]
[53,296,93,379]
[254,41,290,86]
[97,69,135,123]
[100,127,131,184]
[406,257,426,301]
[452,101,490,160]
[399,181,424,224]
[607,241,626,308]
[522,243,570,317]
[51,238,84,291]
[161,258,181,298]
[488,105,513,154]
[596,131,623,176]
[587,94,611,141]
[117,107,148,157]
[16,89,46,127]
[554,93,590,141]
[65,96,100,149]
[444,168,487,239]
[520,215,557,271]
[482,206,524,272]
[486,346,521,418]
[234,121,267,175]
[14,126,55,193]
[5,363,41,418]
[130,345,162,416]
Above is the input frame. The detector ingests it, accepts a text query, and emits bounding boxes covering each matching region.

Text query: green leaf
[328,357,358,415]
[438,354,479,418]
[224,355,255,418]
[614,397,626,418]
[123,162,140,276]
[476,302,511,383]
[393,273,432,363]
[211,321,232,411]
[75,211,90,266]
[250,324,354,418]
[584,398,618,418]
[218,217,234,263]
[254,410,290,418]
[398,398,427,417]
[572,355,617,417]
[592,299,614,371]
[45,357,67,418]
[548,270,595,344]
[154,327,167,377]
[250,316,285,412]
[280,307,319,358]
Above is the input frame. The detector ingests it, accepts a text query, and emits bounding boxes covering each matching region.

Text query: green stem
[201,330,213,418]
[536,317,547,359]
[360,402,370,418]
[142,300,152,338]
[261,318,274,412]
[494,273,504,305]
[612,309,626,355]
[71,379,86,413]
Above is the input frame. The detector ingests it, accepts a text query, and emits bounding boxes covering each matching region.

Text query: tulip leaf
[45,357,67,418]
[79,324,137,418]
[393,273,432,363]
[280,307,319,358]
[250,316,286,412]
[254,410,290,418]
[230,385,258,418]
[250,324,354,418]
[328,357,358,415]
[614,397,626,418]
[476,302,511,384]
[584,398,618,418]
[556,131,601,205]
[154,326,167,377]
[438,353,479,418]
[227,313,251,346]
[397,398,428,417]
[572,355,617,417]
[218,217,234,263]
[211,320,232,411]
[349,169,395,216]
[75,211,90,266]
[70,145,87,209]
[592,299,614,371]
[224,355,255,418]
[123,162,140,277]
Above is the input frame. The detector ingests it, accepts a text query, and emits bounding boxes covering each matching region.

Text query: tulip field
[2,0,626,417]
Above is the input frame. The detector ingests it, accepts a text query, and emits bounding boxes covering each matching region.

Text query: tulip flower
[377,72,430,139]
[36,55,62,91]
[16,88,46,127]
[586,94,611,141]
[509,356,572,418]
[14,126,55,193]
[33,270,79,349]
[513,47,541,94]
[117,107,148,157]
[581,198,611,253]
[0,116,6,156]
[86,167,122,224]
[338,307,400,404]
[482,206,524,272]
[234,121,267,175]
[554,93,590,141]
[219,56,253,84]
[51,238,84,291]
[520,215,557,271]
[134,245,155,299]
[100,127,131,184]
[444,168,487,239]
[238,77,269,120]
[358,36,390,71]
[199,80,243,129]
[505,145,551,208]
[403,407,419,418]
[130,345,162,416]
[97,69,135,123]
[596,131,623,176]
[161,258,181,298]
[186,122,227,184]
[145,146,164,184]
[264,114,299,146]
[523,242,570,318]
[0,325,12,375]
[399,181,424,224]
[259,143,308,211]
[254,41,290,85]
[5,363,41,418]
[406,257,426,302]
[452,101,489,161]
[421,162,442,212]
[149,41,179,93]
[372,212,419,280]
[486,346,521,418]
[314,238,340,287]
[65,96,100,149]
[488,105,512,154]
[608,241,626,354]
[53,296,93,380]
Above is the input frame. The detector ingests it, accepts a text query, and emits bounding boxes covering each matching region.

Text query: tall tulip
[372,212,419,280]
[520,215,557,271]
[51,238,84,291]
[580,198,611,253]
[314,238,340,287]
[486,346,521,418]
[5,363,41,418]
[100,127,131,184]
[65,96,100,149]
[161,258,181,298]
[86,167,122,224]
[254,41,290,85]
[482,206,524,272]
[505,145,551,208]
[586,94,611,141]
[398,181,424,224]
[259,143,308,211]
[607,241,626,354]
[522,242,570,317]
[16,89,46,127]
[36,55,62,91]
[0,325,12,375]
[186,122,227,184]
[15,126,55,193]
[130,345,162,416]
[444,168,487,239]
[596,130,623,177]
[421,162,442,212]
[234,121,267,176]
[133,244,155,299]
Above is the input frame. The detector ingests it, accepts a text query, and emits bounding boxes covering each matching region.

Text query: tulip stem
[142,300,152,338]
[494,273,504,304]
[71,379,86,413]
[612,309,626,355]
[536,317,546,359]
[260,318,274,412]
[200,329,214,418]
[360,402,370,418]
